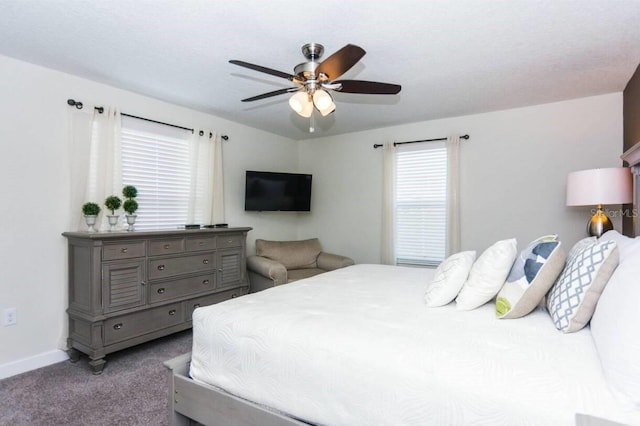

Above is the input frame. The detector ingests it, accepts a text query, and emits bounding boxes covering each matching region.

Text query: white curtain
[446,134,461,255]
[381,141,397,264]
[87,107,122,231]
[188,130,225,225]
[68,105,122,231]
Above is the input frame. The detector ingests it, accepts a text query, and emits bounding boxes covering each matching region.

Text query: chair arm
[317,252,355,271]
[247,255,288,286]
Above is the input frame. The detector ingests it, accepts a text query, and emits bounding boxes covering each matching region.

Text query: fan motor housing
[294,61,318,80]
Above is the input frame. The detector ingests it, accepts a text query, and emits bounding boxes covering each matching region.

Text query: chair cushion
[256,238,322,270]
[287,268,326,282]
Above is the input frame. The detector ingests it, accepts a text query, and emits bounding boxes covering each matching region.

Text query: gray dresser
[62,227,252,373]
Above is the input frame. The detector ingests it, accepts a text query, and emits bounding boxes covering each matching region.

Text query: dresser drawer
[216,234,243,248]
[186,236,216,252]
[185,287,248,320]
[103,241,146,260]
[148,254,214,280]
[149,238,185,256]
[149,274,215,303]
[104,302,183,345]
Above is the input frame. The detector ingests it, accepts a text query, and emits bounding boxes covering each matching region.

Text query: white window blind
[121,116,192,230]
[395,142,447,266]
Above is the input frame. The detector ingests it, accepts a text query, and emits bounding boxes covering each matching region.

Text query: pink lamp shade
[566,167,633,206]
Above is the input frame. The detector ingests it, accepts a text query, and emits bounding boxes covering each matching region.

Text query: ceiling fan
[229,43,401,128]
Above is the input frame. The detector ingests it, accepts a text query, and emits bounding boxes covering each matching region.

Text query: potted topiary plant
[82,202,101,232]
[104,195,122,231]
[122,185,139,231]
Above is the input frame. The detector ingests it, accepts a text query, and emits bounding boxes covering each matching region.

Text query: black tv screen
[244,171,312,212]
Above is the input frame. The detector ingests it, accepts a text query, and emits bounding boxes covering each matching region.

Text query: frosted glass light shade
[289,92,313,117]
[319,101,336,116]
[313,89,333,112]
[566,167,633,206]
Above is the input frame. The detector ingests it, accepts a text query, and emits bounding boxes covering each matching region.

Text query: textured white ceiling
[1,0,639,140]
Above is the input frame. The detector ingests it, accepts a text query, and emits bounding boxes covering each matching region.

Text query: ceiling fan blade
[315,44,366,80]
[334,80,402,95]
[241,87,300,102]
[229,60,297,81]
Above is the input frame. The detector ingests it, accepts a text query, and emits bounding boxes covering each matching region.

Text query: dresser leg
[89,357,106,375]
[67,348,82,363]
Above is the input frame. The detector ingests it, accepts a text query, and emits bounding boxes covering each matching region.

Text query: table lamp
[566,167,633,237]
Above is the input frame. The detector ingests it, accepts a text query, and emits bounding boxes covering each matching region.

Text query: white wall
[298,93,623,263]
[0,54,299,375]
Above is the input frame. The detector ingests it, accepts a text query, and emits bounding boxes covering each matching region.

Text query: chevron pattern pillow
[547,239,618,333]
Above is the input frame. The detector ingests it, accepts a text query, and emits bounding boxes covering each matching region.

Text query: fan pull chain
[309,113,315,133]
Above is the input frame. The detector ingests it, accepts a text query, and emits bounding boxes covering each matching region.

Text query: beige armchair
[247,238,355,293]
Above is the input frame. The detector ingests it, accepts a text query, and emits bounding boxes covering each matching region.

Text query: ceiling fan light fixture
[312,89,333,111]
[319,100,336,116]
[289,92,313,117]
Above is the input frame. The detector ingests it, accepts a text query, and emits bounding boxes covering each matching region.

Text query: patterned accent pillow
[424,251,476,307]
[496,236,565,319]
[456,238,518,311]
[546,239,618,333]
[566,236,597,264]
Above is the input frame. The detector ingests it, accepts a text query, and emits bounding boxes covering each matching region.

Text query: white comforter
[190,264,640,425]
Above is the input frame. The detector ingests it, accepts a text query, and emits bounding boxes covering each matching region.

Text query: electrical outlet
[2,307,17,326]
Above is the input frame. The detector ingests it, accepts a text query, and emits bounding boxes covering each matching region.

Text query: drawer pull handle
[157,265,165,271]
[199,241,204,246]
[202,259,209,264]
[121,248,128,253]
[113,323,123,330]
[157,288,165,294]
[164,244,170,249]
[202,279,210,285]
[141,281,146,286]
[231,293,238,298]
[227,239,233,243]
[169,309,176,316]
[218,268,223,272]
[193,304,201,309]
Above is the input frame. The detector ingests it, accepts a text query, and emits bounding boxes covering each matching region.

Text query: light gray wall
[0,53,298,372]
[298,93,623,263]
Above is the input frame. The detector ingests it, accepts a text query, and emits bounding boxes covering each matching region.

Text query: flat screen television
[244,170,312,212]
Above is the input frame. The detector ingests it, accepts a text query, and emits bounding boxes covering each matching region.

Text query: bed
[165,148,640,426]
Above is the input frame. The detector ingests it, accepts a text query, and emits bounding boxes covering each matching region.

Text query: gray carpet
[0,330,192,426]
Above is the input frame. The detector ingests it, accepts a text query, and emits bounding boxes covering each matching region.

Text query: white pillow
[546,239,618,333]
[424,251,476,307]
[599,230,640,262]
[496,236,565,319]
[590,247,640,409]
[456,238,517,311]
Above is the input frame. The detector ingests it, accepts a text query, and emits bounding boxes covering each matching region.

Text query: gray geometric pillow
[546,239,618,333]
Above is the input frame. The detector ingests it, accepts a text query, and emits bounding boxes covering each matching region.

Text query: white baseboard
[0,349,69,380]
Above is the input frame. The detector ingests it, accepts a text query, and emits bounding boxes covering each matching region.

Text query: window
[121,116,192,230]
[394,142,447,266]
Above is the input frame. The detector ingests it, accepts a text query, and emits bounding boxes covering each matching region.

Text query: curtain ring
[199,130,204,136]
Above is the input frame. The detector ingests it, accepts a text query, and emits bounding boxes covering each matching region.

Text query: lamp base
[587,206,613,237]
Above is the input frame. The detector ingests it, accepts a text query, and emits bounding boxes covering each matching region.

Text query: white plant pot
[125,214,137,232]
[84,215,97,233]
[107,214,119,232]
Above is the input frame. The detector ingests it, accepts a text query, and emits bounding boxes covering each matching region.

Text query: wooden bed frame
[164,353,306,426]
[164,145,640,426]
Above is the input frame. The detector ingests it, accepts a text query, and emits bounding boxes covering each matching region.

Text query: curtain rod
[373,134,469,149]
[66,99,229,140]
